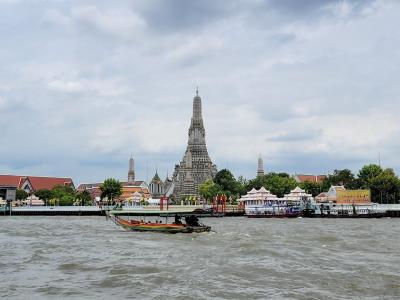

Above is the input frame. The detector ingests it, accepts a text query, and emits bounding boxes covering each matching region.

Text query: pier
[4,206,106,216]
[0,204,245,217]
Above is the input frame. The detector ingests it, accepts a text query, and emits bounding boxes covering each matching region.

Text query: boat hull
[111,216,211,233]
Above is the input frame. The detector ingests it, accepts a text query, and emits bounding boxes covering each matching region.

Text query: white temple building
[239,186,313,207]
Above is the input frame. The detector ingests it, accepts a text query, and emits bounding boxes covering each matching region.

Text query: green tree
[51,185,75,199]
[299,181,323,197]
[50,185,76,206]
[59,194,75,206]
[358,164,383,188]
[246,172,297,198]
[237,176,248,196]
[369,168,400,204]
[198,179,222,202]
[323,169,357,189]
[16,189,28,201]
[35,189,53,205]
[265,173,297,197]
[100,178,123,204]
[213,169,241,198]
[76,190,93,206]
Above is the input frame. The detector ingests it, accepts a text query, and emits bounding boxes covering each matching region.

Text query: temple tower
[257,155,264,177]
[149,170,164,198]
[128,156,135,183]
[172,89,217,200]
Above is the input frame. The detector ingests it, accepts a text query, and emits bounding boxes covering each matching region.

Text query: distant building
[149,170,164,198]
[121,181,151,200]
[76,183,102,200]
[257,155,264,177]
[77,181,151,201]
[315,185,371,204]
[128,156,135,183]
[0,175,74,194]
[77,156,150,201]
[0,185,16,203]
[294,174,326,184]
[149,170,175,198]
[25,195,44,206]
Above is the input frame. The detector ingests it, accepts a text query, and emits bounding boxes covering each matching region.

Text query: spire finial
[196,86,199,96]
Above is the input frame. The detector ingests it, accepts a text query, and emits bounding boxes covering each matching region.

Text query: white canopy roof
[248,188,258,194]
[258,186,269,193]
[291,186,305,193]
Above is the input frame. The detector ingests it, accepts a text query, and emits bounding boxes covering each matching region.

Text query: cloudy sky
[1,0,400,184]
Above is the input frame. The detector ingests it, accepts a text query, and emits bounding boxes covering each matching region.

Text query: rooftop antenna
[196,86,199,96]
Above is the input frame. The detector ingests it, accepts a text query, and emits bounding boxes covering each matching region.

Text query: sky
[1,0,400,185]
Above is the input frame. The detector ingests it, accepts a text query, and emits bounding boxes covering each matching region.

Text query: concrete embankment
[3,206,106,216]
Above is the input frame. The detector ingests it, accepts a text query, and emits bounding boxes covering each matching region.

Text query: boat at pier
[302,202,386,218]
[240,187,310,218]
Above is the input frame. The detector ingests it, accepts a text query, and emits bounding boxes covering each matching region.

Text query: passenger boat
[110,214,211,234]
[247,204,301,218]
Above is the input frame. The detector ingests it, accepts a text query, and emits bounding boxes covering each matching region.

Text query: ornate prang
[172,90,217,199]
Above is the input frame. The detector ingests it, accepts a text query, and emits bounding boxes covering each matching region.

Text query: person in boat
[174,214,182,225]
[185,215,200,227]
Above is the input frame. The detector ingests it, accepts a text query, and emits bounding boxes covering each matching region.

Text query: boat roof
[109,208,209,217]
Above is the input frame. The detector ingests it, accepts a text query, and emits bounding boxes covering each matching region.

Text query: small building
[121,181,151,200]
[315,192,328,203]
[24,195,45,206]
[316,185,370,204]
[0,185,16,203]
[148,171,175,199]
[149,171,164,198]
[0,175,74,194]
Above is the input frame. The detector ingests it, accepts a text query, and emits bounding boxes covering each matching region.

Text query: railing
[12,206,102,212]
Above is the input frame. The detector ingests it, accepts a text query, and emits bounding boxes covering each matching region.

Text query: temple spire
[257,154,264,177]
[128,155,135,183]
[192,88,203,122]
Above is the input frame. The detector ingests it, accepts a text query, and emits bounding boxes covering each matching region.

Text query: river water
[1,216,399,299]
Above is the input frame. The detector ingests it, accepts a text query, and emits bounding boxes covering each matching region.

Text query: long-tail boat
[110,214,211,234]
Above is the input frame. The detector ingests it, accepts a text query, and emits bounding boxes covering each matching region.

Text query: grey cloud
[265,0,376,18]
[266,129,323,142]
[133,0,233,33]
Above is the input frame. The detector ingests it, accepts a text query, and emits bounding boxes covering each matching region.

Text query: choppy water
[1,217,400,299]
